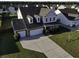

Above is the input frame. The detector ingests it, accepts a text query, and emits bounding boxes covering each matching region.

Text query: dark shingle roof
[20,7,43,30]
[12,19,26,31]
[20,7,41,17]
[59,8,79,21]
[60,8,79,14]
[62,13,75,20]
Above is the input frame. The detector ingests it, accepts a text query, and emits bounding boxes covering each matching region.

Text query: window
[30,19,33,22]
[53,17,55,20]
[46,18,48,22]
[57,19,60,23]
[50,18,52,21]
[37,18,40,23]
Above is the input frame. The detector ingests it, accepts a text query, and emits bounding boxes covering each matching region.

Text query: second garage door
[30,28,43,36]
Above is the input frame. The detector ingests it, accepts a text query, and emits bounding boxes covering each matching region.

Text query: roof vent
[25,4,28,7]
[36,5,39,7]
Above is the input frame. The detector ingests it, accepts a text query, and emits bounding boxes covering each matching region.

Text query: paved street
[20,35,73,58]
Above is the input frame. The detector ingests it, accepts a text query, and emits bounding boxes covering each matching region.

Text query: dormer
[34,15,40,23]
[27,15,33,24]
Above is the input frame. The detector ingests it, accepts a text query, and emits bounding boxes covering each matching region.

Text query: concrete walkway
[20,35,73,58]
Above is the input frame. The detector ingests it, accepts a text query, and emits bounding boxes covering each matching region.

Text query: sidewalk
[20,35,73,58]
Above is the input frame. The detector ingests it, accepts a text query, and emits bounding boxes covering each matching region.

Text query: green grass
[0,29,46,58]
[49,31,79,58]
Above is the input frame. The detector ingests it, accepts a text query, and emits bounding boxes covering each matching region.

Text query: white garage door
[18,31,26,38]
[30,28,43,36]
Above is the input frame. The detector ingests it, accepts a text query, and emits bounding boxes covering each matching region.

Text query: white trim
[17,8,23,19]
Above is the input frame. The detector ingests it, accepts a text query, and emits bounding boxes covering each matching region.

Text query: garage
[30,28,43,36]
[18,31,26,38]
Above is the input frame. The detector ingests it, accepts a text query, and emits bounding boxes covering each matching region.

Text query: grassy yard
[49,31,79,57]
[0,28,46,58]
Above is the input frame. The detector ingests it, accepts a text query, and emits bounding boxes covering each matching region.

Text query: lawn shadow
[51,26,70,35]
[0,28,19,56]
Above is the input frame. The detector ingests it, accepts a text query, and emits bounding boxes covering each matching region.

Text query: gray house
[12,6,59,39]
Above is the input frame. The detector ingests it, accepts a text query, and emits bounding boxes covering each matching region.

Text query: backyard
[49,31,79,57]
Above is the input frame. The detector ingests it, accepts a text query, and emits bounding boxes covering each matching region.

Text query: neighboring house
[0,8,9,14]
[0,9,3,14]
[12,6,59,39]
[55,8,79,30]
[58,5,66,9]
[8,6,16,14]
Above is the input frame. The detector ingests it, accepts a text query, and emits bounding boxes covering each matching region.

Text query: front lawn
[0,29,46,58]
[49,31,79,57]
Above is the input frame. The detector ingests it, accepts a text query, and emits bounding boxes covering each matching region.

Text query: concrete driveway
[20,35,73,58]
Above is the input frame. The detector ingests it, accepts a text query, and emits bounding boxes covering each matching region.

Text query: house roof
[59,8,79,14]
[19,7,43,30]
[13,7,57,31]
[59,8,79,21]
[12,19,26,31]
[20,7,41,16]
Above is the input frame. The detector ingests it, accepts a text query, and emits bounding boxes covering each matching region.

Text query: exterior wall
[30,28,43,36]
[42,9,57,23]
[17,8,23,19]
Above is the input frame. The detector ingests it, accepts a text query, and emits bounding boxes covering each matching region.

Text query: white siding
[30,28,43,36]
[17,8,23,19]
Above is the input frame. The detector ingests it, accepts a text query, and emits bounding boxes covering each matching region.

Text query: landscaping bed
[49,31,79,57]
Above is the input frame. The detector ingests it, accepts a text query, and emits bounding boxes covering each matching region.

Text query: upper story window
[53,17,55,20]
[37,18,40,23]
[30,19,33,22]
[46,18,48,22]
[50,18,52,21]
